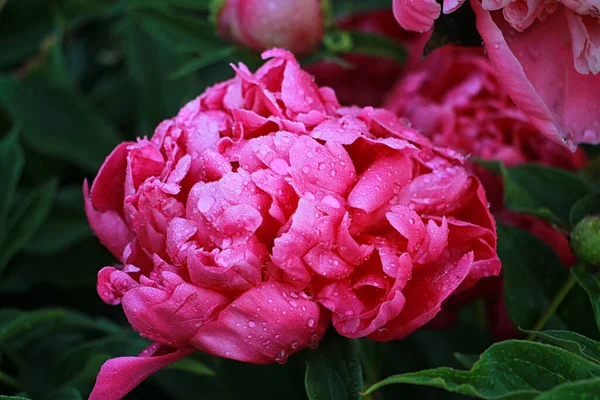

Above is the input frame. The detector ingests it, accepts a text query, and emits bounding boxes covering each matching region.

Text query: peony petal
[122,273,230,347]
[304,244,354,279]
[337,213,374,264]
[348,153,412,213]
[89,344,194,400]
[393,0,441,33]
[443,0,465,13]
[471,0,600,147]
[386,206,426,253]
[289,136,356,196]
[125,140,165,196]
[187,237,267,293]
[191,281,329,364]
[318,251,412,338]
[89,142,131,214]
[370,251,474,341]
[97,266,139,305]
[311,115,367,144]
[84,180,134,261]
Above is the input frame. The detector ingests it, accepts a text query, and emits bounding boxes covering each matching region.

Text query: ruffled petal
[122,272,230,347]
[393,0,441,33]
[191,281,329,364]
[370,251,474,341]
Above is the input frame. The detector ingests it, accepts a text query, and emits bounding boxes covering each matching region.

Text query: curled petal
[318,251,412,338]
[84,180,133,261]
[188,237,268,292]
[122,273,230,347]
[89,344,194,400]
[370,251,474,341]
[393,0,441,33]
[386,206,426,253]
[97,267,139,305]
[192,281,329,364]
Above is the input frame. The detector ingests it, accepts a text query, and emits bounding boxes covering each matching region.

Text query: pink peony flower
[305,11,431,107]
[85,48,500,399]
[392,0,600,148]
[385,45,587,173]
[216,0,324,56]
[385,45,583,338]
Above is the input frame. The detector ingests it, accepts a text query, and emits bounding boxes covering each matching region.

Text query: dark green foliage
[1,0,600,399]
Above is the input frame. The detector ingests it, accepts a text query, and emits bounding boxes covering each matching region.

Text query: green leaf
[0,127,24,245]
[0,76,122,173]
[535,377,600,400]
[0,396,32,400]
[0,0,115,68]
[135,9,224,53]
[364,340,600,399]
[0,0,53,68]
[49,387,83,400]
[569,192,600,227]
[0,239,113,293]
[167,357,215,376]
[126,16,203,135]
[126,0,212,11]
[571,264,600,331]
[323,30,407,64]
[305,332,363,400]
[57,334,148,386]
[454,353,479,369]
[0,179,57,277]
[331,0,390,17]
[170,46,237,80]
[25,17,73,91]
[524,330,600,365]
[24,185,92,255]
[0,308,118,351]
[497,222,587,333]
[477,161,592,227]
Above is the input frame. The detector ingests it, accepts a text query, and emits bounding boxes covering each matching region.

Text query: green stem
[0,370,19,389]
[527,275,577,340]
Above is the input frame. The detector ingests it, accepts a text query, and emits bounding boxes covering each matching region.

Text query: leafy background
[1,1,600,399]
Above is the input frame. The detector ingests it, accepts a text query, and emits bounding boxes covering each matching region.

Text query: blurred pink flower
[385,45,584,338]
[85,48,500,399]
[305,11,430,107]
[216,0,324,56]
[392,0,600,148]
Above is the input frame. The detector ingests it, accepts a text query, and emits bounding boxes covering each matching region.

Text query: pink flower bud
[216,0,324,56]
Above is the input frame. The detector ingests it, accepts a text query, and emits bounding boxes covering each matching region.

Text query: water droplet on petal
[307,318,315,328]
[248,321,256,328]
[291,341,299,349]
[275,349,288,364]
[270,158,289,176]
[321,195,341,209]
[197,196,215,212]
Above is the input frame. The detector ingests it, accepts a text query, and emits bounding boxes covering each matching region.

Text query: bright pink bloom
[385,45,583,337]
[305,11,430,107]
[216,0,324,56]
[85,49,500,399]
[392,0,600,147]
